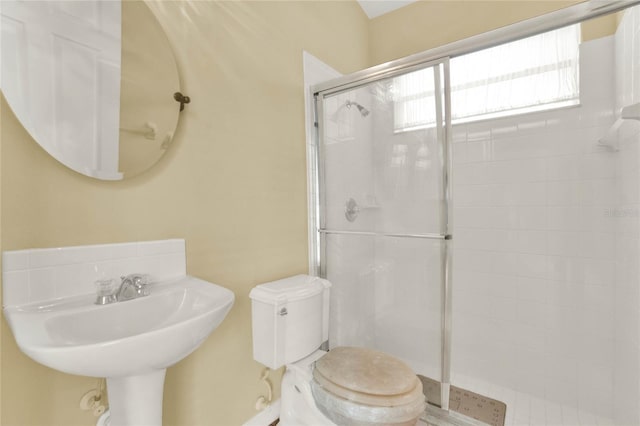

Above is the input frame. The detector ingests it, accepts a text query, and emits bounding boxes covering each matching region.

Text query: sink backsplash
[2,239,186,308]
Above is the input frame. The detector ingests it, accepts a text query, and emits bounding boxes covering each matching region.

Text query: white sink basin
[3,275,234,425]
[5,276,234,378]
[5,276,234,377]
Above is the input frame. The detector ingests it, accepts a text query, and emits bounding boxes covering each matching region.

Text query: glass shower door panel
[321,87,377,233]
[325,233,444,382]
[320,64,447,236]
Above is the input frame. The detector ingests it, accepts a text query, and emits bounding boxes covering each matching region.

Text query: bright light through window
[393,24,581,131]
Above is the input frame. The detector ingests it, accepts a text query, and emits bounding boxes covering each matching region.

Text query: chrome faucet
[95,274,150,305]
[116,274,150,301]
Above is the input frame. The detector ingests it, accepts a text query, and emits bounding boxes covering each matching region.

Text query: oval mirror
[0,0,183,180]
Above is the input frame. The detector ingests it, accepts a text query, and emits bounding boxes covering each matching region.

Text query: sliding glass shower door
[313,59,453,407]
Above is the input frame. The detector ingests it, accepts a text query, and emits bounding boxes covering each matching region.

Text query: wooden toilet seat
[312,346,424,407]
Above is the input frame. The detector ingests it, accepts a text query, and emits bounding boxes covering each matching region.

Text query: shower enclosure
[309,2,640,426]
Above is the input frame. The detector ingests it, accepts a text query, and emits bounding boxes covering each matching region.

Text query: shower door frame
[312,57,455,409]
[308,0,639,415]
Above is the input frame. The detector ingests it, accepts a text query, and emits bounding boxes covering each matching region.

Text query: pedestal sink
[3,275,234,426]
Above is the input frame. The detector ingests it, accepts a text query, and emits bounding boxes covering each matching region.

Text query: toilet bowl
[250,275,426,426]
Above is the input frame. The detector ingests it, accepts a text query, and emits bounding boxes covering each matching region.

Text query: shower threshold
[422,404,492,426]
[419,375,507,426]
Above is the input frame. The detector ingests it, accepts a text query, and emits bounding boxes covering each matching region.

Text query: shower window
[393,24,580,131]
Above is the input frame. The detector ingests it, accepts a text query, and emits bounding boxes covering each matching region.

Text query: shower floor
[452,375,615,426]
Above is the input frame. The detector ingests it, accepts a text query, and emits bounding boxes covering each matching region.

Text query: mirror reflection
[0,0,182,180]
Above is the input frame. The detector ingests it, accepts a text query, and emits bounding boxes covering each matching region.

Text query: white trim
[393,99,581,134]
[302,51,342,276]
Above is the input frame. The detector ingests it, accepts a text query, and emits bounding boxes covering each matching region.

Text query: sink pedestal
[107,370,166,426]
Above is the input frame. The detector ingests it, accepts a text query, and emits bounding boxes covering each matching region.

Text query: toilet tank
[250,275,331,369]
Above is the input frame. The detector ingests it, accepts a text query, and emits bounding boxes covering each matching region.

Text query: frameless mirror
[0,0,183,180]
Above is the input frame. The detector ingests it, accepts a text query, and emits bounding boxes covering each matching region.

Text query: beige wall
[0,1,622,425]
[369,1,580,65]
[582,12,619,42]
[366,0,627,66]
[0,1,368,425]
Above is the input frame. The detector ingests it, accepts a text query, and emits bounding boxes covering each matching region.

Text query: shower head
[346,100,370,117]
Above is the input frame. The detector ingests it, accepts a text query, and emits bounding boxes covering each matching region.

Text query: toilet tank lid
[250,275,330,304]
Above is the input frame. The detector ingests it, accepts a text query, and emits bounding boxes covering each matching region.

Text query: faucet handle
[126,273,151,295]
[96,278,118,295]
[94,278,118,305]
[129,273,149,285]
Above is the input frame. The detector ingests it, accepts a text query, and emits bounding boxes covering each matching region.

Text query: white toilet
[250,275,426,426]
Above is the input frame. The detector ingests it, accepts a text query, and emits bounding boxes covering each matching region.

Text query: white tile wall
[613,6,640,426]
[2,239,186,307]
[451,35,618,421]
